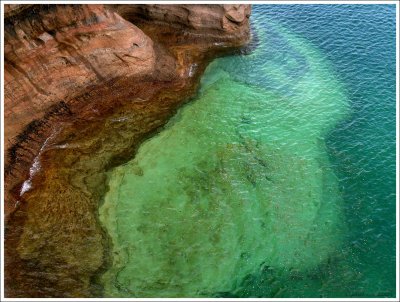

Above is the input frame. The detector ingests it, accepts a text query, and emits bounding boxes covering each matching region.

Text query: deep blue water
[236,4,396,297]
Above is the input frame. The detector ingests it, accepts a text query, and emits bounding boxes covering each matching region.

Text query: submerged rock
[4,4,250,298]
[99,21,349,297]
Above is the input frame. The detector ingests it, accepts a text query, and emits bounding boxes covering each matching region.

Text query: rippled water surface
[99,5,396,297]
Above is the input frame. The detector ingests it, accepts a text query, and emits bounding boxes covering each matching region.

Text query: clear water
[99,5,396,298]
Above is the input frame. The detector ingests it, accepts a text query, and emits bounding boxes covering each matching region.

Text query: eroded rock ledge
[4,4,250,298]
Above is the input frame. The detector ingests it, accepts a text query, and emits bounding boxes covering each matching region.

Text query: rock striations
[3,4,250,298]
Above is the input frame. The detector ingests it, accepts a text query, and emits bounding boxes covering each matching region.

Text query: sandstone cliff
[4,4,250,297]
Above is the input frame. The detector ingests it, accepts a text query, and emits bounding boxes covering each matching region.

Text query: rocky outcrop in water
[4,4,250,298]
[4,3,250,216]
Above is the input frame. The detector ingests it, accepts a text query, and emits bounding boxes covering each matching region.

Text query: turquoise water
[99,5,396,297]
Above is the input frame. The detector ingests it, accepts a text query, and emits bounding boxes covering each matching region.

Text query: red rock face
[4,4,250,298]
[112,4,251,35]
[4,4,155,157]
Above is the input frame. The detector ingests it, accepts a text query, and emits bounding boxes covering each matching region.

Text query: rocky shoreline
[4,4,250,297]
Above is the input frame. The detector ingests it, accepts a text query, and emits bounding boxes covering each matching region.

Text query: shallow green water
[99,5,396,298]
[100,17,350,298]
